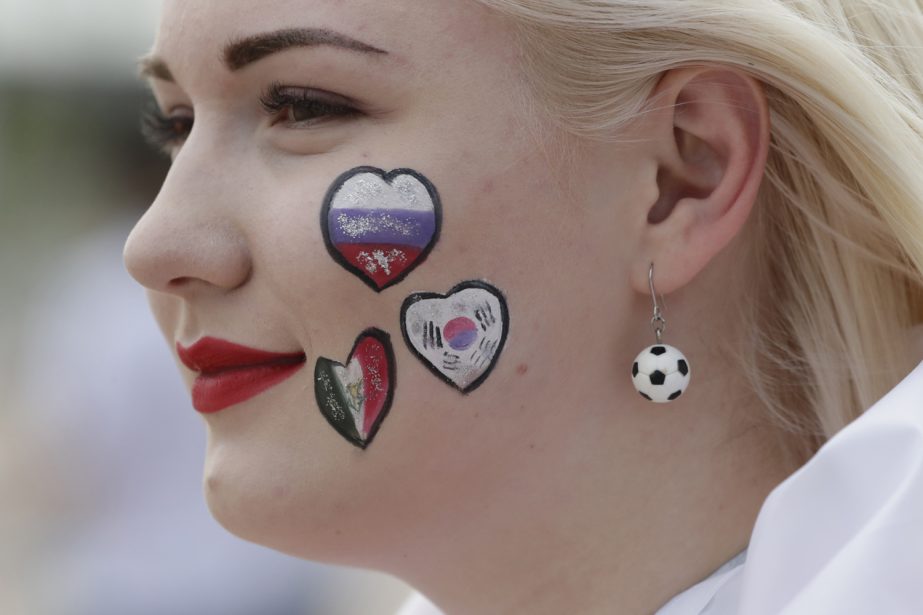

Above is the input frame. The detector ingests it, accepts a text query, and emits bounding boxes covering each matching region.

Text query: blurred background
[0,1,412,613]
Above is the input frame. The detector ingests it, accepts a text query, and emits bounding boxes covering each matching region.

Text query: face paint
[314,328,396,449]
[400,280,509,393]
[322,166,441,292]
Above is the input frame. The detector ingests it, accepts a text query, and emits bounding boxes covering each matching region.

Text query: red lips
[176,337,306,414]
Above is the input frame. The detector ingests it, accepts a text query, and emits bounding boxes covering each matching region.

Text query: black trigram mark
[422,320,444,350]
[468,338,499,368]
[442,351,461,371]
[474,302,497,332]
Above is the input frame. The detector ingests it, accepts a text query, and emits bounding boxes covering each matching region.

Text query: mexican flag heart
[314,328,395,449]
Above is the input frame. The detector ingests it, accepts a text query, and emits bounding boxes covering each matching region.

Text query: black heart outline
[320,166,443,292]
[400,280,509,394]
[313,327,397,450]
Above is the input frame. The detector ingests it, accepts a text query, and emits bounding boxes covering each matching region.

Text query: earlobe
[633,66,770,296]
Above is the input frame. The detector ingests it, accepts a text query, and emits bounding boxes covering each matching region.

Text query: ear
[630,66,770,296]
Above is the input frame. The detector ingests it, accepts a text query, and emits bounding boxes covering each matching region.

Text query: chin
[198,426,384,565]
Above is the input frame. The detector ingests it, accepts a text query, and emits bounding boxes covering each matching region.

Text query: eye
[140,102,193,157]
[259,82,360,127]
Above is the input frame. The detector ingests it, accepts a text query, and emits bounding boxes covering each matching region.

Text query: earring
[631,262,691,403]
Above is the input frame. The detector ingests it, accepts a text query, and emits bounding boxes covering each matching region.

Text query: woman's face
[125,0,653,566]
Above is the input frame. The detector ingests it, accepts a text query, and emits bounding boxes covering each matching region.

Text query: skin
[124,1,797,613]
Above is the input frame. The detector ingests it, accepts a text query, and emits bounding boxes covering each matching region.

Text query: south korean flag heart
[400,280,509,393]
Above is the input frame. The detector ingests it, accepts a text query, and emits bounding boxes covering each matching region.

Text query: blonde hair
[474,0,923,468]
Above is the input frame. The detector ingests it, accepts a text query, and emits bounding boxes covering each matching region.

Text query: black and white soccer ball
[631,344,690,403]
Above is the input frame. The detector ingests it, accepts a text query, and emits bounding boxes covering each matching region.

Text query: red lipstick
[176,337,306,414]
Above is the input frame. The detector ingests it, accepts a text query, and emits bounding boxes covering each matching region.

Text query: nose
[123,148,252,296]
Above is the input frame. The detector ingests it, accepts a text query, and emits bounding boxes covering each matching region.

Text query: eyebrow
[138,56,174,82]
[225,27,388,70]
[138,27,388,82]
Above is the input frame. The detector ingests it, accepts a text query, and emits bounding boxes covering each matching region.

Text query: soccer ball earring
[631,262,691,403]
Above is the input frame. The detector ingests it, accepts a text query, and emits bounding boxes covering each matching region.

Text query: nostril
[167,277,195,288]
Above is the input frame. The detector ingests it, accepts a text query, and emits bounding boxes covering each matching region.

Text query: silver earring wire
[649,262,666,344]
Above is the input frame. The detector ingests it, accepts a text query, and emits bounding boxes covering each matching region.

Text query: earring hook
[649,262,666,343]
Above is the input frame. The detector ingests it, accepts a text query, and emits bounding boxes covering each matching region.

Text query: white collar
[660,358,923,615]
[654,547,748,614]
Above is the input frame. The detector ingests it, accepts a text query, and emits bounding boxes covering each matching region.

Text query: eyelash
[259,81,360,125]
[140,102,193,155]
[140,83,360,156]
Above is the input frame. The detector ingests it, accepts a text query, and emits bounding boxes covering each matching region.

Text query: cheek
[429,159,595,349]
[416,157,625,412]
[200,152,612,555]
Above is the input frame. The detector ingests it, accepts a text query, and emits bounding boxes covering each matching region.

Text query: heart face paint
[401,280,509,393]
[314,328,396,449]
[321,166,441,292]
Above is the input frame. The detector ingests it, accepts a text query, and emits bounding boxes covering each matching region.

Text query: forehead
[154,0,503,77]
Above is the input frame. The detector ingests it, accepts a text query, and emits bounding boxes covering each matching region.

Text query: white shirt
[397,359,923,614]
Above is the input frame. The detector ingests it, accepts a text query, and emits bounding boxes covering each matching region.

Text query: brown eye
[168,117,190,135]
[285,98,356,123]
[140,103,193,155]
[260,83,360,126]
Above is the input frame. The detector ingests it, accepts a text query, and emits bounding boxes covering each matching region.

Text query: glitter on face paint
[335,211,426,240]
[322,167,441,291]
[317,373,347,421]
[356,249,408,276]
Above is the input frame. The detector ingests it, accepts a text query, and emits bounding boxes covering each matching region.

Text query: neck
[378,379,793,614]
